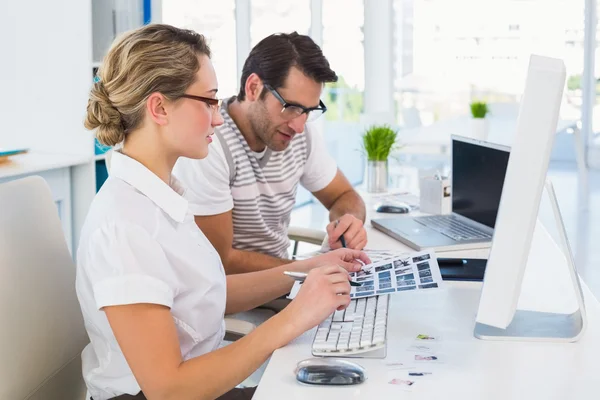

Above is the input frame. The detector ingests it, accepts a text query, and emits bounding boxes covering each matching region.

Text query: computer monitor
[475,55,567,331]
[451,136,510,229]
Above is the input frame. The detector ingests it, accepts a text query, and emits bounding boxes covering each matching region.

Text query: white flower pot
[366,160,388,193]
[470,117,489,141]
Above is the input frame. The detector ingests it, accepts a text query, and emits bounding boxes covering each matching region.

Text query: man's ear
[244,73,263,102]
[146,92,169,126]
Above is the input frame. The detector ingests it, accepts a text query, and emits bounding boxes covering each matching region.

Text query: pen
[437,258,467,266]
[284,271,362,286]
[335,220,347,248]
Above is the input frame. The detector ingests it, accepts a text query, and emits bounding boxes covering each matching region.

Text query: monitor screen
[451,136,510,229]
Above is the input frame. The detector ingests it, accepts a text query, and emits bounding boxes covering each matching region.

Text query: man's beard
[248,102,286,151]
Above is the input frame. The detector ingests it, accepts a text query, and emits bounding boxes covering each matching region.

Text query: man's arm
[312,169,367,250]
[313,169,366,222]
[195,213,292,275]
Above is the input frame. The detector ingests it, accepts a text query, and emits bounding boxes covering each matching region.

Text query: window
[162,0,238,97]
[322,0,364,123]
[590,1,600,154]
[318,0,366,186]
[251,0,311,46]
[393,0,584,149]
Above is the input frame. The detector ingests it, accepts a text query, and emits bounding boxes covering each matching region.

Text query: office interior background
[0,0,598,293]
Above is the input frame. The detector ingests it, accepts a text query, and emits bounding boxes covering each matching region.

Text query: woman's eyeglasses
[264,84,327,122]
[180,94,222,113]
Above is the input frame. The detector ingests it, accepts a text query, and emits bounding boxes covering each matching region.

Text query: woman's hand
[282,265,353,335]
[300,248,371,274]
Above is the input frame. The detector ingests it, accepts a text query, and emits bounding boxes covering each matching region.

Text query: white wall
[0,0,94,157]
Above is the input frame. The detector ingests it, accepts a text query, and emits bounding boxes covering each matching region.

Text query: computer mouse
[295,357,367,385]
[375,203,410,214]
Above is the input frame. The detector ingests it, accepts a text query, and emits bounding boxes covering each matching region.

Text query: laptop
[372,135,510,252]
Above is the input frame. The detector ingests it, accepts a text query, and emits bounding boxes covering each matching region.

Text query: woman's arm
[225,248,369,314]
[105,266,353,400]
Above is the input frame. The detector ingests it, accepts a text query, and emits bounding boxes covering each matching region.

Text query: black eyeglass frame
[263,83,327,119]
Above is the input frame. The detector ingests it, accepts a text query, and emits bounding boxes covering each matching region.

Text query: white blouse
[76,151,226,400]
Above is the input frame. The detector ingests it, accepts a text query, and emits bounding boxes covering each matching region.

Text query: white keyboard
[311,295,389,358]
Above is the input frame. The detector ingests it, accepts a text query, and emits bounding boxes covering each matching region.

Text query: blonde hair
[85,24,211,146]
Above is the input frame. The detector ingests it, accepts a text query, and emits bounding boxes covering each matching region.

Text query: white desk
[254,217,600,400]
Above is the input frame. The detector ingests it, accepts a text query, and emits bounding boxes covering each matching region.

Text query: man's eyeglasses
[264,84,327,122]
[180,94,222,113]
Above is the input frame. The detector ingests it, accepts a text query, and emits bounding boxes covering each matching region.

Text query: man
[174,32,367,274]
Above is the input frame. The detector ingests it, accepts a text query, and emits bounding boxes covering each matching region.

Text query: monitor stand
[474,180,587,342]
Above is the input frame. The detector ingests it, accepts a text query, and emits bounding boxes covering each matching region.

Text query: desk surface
[0,152,91,180]
[254,215,600,400]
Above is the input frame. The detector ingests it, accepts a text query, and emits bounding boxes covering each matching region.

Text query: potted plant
[469,100,489,140]
[362,124,398,193]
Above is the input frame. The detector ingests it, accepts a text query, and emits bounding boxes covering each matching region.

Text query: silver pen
[284,271,361,286]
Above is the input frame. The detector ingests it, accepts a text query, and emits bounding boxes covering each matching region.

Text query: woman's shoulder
[81,178,163,243]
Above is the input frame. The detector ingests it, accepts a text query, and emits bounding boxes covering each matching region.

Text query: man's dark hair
[237,32,338,101]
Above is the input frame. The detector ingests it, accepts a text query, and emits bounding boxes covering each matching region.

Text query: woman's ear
[146,92,169,126]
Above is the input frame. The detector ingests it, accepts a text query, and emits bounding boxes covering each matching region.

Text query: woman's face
[167,54,224,159]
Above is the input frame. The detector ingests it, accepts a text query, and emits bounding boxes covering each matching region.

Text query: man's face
[247,67,323,152]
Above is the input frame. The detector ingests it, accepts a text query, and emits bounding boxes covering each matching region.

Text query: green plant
[362,125,398,161]
[470,101,489,119]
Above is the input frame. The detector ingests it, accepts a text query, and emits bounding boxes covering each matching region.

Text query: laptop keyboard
[414,215,491,241]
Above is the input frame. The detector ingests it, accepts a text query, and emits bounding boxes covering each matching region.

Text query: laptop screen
[452,136,510,229]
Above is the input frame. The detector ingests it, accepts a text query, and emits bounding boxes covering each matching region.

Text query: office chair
[288,226,326,257]
[0,176,89,400]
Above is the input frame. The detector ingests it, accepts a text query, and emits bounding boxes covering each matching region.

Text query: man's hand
[326,214,368,250]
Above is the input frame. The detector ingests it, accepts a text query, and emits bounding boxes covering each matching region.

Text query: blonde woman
[78,24,369,400]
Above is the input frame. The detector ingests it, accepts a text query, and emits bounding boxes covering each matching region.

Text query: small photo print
[409,371,433,377]
[420,276,433,284]
[356,285,375,292]
[418,269,432,278]
[412,253,431,263]
[356,269,374,279]
[356,275,373,282]
[419,283,438,289]
[393,258,411,268]
[417,262,431,271]
[389,377,415,391]
[378,271,391,280]
[385,362,413,370]
[397,285,417,292]
[357,280,374,286]
[394,266,412,275]
[379,277,392,285]
[377,288,395,294]
[397,278,416,287]
[375,263,393,273]
[389,378,414,388]
[379,280,392,289]
[397,273,415,281]
[407,344,434,353]
[415,354,441,363]
[355,291,374,297]
[415,334,441,342]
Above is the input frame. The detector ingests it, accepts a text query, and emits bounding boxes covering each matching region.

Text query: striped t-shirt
[173,97,337,259]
